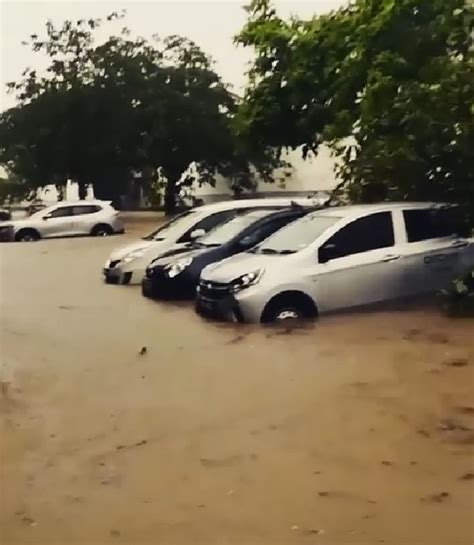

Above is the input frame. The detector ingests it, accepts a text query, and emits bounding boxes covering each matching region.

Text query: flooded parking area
[1,219,473,545]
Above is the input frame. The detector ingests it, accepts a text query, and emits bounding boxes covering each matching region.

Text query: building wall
[192,146,338,203]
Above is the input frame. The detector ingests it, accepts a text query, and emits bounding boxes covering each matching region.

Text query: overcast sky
[0,0,347,111]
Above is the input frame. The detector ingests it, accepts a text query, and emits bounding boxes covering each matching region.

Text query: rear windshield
[143,210,196,241]
[253,214,340,254]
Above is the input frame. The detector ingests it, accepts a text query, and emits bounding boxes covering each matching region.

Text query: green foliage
[439,269,474,317]
[237,0,474,223]
[0,13,281,213]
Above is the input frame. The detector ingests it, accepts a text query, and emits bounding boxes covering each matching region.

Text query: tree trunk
[78,182,87,200]
[164,177,178,216]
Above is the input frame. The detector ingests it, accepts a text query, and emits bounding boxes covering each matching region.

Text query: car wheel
[15,229,40,242]
[92,224,113,237]
[261,292,317,323]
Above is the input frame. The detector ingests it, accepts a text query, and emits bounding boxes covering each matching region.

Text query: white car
[103,196,326,285]
[0,200,124,242]
[196,202,474,322]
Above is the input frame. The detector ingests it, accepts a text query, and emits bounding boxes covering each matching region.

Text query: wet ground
[1,218,473,545]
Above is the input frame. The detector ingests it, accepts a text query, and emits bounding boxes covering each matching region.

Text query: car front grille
[199,280,231,300]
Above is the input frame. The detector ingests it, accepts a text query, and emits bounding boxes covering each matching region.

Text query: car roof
[311,202,451,219]
[193,197,317,213]
[238,206,306,220]
[46,200,110,207]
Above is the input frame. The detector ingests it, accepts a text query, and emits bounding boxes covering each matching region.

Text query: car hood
[201,252,271,283]
[109,239,158,260]
[150,246,206,268]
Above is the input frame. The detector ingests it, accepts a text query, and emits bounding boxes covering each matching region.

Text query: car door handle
[382,254,401,263]
[451,240,469,249]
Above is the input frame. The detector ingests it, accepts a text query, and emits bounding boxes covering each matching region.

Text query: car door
[313,211,405,312]
[71,205,101,235]
[40,206,75,237]
[400,207,468,294]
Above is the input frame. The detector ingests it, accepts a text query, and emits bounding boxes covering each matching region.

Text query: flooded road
[1,219,473,545]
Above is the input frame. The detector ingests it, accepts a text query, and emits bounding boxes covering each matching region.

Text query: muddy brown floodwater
[1,217,473,545]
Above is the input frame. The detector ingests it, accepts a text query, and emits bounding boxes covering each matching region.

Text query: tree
[1,13,283,213]
[237,0,474,222]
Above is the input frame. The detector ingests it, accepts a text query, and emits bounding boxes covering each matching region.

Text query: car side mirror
[319,243,338,264]
[42,215,50,221]
[189,228,205,240]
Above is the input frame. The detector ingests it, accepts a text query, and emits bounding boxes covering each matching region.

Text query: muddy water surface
[1,219,473,545]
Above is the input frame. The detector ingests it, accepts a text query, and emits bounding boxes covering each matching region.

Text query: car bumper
[103,261,140,285]
[195,292,242,322]
[195,282,268,323]
[141,269,196,299]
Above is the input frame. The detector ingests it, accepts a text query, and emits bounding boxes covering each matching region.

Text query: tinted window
[404,208,462,242]
[73,205,101,215]
[178,210,238,243]
[47,206,74,218]
[325,212,394,257]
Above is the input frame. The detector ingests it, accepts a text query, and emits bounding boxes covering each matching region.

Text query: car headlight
[230,269,264,293]
[165,257,193,278]
[121,248,147,263]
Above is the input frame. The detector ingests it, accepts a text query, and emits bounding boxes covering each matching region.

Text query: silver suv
[196,203,474,323]
[0,200,124,242]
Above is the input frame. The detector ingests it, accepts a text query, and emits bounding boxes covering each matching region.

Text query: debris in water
[381,460,394,466]
[443,358,469,367]
[421,491,450,503]
[139,346,147,356]
[460,472,474,481]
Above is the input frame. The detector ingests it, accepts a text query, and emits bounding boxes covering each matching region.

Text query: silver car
[0,200,124,242]
[196,203,474,322]
[103,196,326,285]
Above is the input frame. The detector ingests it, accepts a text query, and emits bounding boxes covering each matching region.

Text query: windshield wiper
[258,248,280,254]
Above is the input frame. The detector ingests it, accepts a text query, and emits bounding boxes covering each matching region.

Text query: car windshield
[251,214,340,254]
[198,213,261,247]
[143,210,197,241]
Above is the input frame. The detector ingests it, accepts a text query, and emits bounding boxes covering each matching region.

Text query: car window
[325,212,394,257]
[403,208,462,242]
[239,215,300,249]
[178,210,238,243]
[142,210,197,241]
[47,206,74,218]
[254,214,340,254]
[72,205,101,215]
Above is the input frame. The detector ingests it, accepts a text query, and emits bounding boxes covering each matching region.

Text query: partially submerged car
[141,206,313,299]
[103,196,326,285]
[0,200,123,242]
[196,203,474,323]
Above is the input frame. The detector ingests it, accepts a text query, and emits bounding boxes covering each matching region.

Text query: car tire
[261,292,317,323]
[91,224,113,237]
[15,229,40,242]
